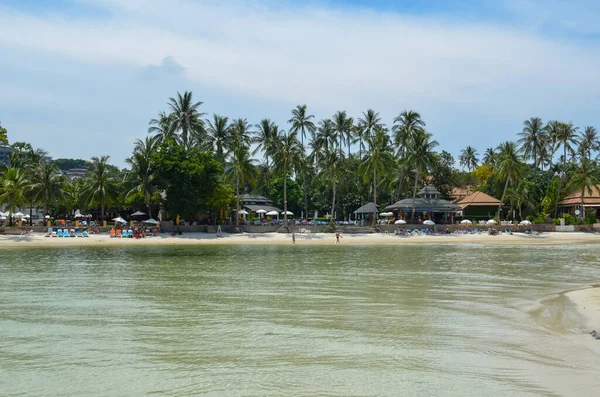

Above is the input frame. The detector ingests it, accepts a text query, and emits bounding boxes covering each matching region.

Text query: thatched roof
[455,191,502,208]
[353,202,379,214]
[559,185,600,207]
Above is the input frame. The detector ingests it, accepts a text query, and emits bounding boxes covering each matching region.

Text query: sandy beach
[1,230,600,249]
[566,286,600,331]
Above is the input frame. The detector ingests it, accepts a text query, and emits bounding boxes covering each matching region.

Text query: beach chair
[76,228,84,237]
[109,229,116,238]
[82,229,89,237]
[69,229,76,237]
[127,229,133,238]
[45,227,53,237]
[56,228,63,237]
[121,229,127,238]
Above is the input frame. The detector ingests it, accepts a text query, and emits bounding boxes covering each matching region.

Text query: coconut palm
[496,141,525,219]
[229,118,253,147]
[148,111,179,145]
[332,111,351,159]
[569,157,600,219]
[310,119,336,164]
[30,160,63,217]
[83,156,117,222]
[0,168,30,226]
[357,109,382,159]
[359,126,395,226]
[226,140,256,227]
[459,145,479,171]
[167,91,205,148]
[578,126,599,160]
[272,131,304,228]
[205,115,232,162]
[126,138,157,218]
[317,147,344,224]
[253,119,278,193]
[288,105,316,220]
[517,117,547,167]
[392,110,425,150]
[403,129,439,219]
[554,122,580,164]
[482,147,497,168]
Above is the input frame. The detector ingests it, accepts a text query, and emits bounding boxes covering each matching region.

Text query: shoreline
[565,286,600,331]
[1,231,600,249]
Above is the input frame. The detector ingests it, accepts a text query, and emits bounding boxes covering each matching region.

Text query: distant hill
[54,158,90,171]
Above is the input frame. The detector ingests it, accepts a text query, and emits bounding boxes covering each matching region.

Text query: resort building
[0,145,13,166]
[558,185,600,219]
[63,168,89,179]
[454,191,502,220]
[239,194,282,215]
[385,186,462,223]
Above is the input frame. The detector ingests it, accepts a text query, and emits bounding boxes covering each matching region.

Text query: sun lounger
[45,227,52,237]
[121,229,127,238]
[69,229,76,237]
[109,229,116,238]
[82,229,89,237]
[127,229,133,238]
[57,228,63,237]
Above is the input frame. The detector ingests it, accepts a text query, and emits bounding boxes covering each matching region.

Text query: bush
[322,224,336,233]
[562,213,576,225]
[526,215,535,222]
[532,216,547,224]
[584,215,597,225]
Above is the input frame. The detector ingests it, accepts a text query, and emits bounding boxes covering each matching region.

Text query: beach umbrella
[519,220,532,225]
[486,219,497,225]
[112,217,127,224]
[281,211,294,216]
[14,212,24,218]
[460,219,472,225]
[238,210,249,215]
[131,211,146,217]
[256,209,267,214]
[379,212,392,217]
[143,218,159,225]
[74,213,83,218]
[423,220,435,225]
[24,214,30,219]
[87,214,93,218]
[266,211,279,216]
[45,215,51,219]
[394,219,407,225]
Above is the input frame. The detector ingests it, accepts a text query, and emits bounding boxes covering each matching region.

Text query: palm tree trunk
[411,168,419,220]
[266,156,270,194]
[581,192,585,220]
[283,168,288,228]
[101,203,105,223]
[372,163,377,227]
[147,201,152,219]
[235,169,240,227]
[498,177,510,220]
[301,129,308,220]
[330,179,337,224]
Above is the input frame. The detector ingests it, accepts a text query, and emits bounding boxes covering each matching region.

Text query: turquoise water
[1,244,600,396]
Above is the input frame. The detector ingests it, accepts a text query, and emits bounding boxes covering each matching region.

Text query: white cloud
[0,0,599,162]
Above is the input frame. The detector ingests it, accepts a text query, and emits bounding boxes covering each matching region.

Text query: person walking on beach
[335,232,341,244]
[292,232,296,244]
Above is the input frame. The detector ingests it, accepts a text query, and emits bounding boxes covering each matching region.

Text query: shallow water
[1,243,599,396]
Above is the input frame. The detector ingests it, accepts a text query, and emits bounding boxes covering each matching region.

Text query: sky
[1,0,599,167]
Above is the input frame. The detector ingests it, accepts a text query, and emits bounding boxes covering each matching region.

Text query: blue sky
[1,0,599,166]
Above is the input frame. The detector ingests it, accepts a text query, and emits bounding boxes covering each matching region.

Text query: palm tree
[554,122,580,165]
[579,126,599,160]
[403,130,439,219]
[253,119,278,193]
[392,110,425,150]
[332,111,350,159]
[148,111,179,145]
[459,145,479,171]
[0,121,7,145]
[482,147,497,168]
[167,91,205,148]
[359,127,394,226]
[83,156,116,222]
[496,141,525,219]
[126,138,157,218]
[0,168,30,226]
[272,131,304,228]
[229,118,252,146]
[226,140,256,227]
[569,157,600,220]
[357,109,382,159]
[317,147,344,224]
[517,117,547,167]
[30,160,63,217]
[205,114,231,162]
[288,105,316,220]
[310,119,336,163]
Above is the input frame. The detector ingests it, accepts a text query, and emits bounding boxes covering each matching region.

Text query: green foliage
[0,121,8,145]
[269,176,302,215]
[584,215,597,225]
[532,215,547,224]
[152,141,223,219]
[322,224,336,233]
[54,158,89,171]
[562,213,576,225]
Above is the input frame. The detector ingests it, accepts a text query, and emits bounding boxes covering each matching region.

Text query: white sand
[566,287,600,330]
[1,230,600,249]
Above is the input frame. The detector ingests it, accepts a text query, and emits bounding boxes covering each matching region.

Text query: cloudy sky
[1,0,599,166]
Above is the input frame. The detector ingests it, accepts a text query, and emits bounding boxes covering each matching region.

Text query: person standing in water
[335,232,341,244]
[292,232,296,244]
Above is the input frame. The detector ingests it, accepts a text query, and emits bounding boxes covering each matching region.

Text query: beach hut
[353,202,379,223]
[385,187,461,223]
[454,191,502,221]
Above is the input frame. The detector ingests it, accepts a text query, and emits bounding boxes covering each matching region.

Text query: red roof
[455,191,502,208]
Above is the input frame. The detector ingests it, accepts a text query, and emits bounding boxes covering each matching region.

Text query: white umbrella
[87,214,93,218]
[74,213,83,218]
[131,211,146,216]
[14,212,25,217]
[379,212,392,217]
[394,219,407,225]
[423,220,435,225]
[24,214,31,219]
[143,218,159,225]
[112,217,127,224]
[519,220,532,225]
[256,209,267,214]
[460,219,472,224]
[281,211,294,216]
[238,210,249,215]
[487,219,497,225]
[266,211,279,216]
[45,215,51,219]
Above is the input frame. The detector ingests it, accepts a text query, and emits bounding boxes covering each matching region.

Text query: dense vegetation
[1,92,599,227]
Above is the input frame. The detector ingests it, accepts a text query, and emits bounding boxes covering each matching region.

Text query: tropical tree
[226,140,256,227]
[288,105,316,219]
[229,118,253,146]
[459,146,479,171]
[83,156,117,222]
[359,127,394,226]
[517,117,547,167]
[30,160,63,217]
[392,110,425,150]
[482,147,497,168]
[148,111,179,145]
[579,126,599,160]
[554,122,580,164]
[272,131,304,228]
[317,147,344,224]
[403,130,439,219]
[496,141,525,219]
[167,91,206,148]
[0,121,8,145]
[0,168,30,226]
[569,158,600,220]
[253,119,278,193]
[126,138,157,218]
[332,111,351,158]
[357,109,382,159]
[205,114,231,163]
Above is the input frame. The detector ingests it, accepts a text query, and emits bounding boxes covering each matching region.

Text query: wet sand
[566,286,600,331]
